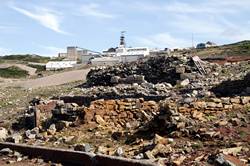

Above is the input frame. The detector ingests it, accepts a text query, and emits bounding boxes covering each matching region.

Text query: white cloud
[134,1,241,14]
[10,5,68,34]
[79,3,115,19]
[169,14,224,34]
[136,33,190,48]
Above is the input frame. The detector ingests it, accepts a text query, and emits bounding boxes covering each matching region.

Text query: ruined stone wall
[176,96,250,114]
[28,96,250,131]
[83,99,159,129]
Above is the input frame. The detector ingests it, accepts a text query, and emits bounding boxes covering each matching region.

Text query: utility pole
[192,33,194,48]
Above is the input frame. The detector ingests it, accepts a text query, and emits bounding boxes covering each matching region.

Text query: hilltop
[194,40,250,58]
[0,54,50,63]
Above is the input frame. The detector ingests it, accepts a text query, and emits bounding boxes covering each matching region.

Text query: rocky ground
[0,54,249,165]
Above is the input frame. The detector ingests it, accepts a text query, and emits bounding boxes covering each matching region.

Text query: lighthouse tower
[119,31,126,48]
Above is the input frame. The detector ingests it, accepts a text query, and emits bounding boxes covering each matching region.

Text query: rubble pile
[51,101,84,123]
[77,83,173,101]
[211,72,250,97]
[86,55,202,86]
[175,96,250,114]
[3,55,250,165]
[85,55,250,101]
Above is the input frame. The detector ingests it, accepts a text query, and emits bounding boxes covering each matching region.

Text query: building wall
[121,55,144,63]
[91,57,121,66]
[67,47,78,60]
[58,53,68,58]
[81,55,95,64]
[46,61,77,70]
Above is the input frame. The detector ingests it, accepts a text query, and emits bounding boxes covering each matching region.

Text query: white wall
[46,61,77,70]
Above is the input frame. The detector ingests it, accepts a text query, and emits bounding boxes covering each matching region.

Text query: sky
[0,0,250,56]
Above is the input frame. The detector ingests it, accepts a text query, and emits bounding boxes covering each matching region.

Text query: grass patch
[27,64,46,72]
[0,66,28,78]
[195,40,250,57]
[206,115,217,121]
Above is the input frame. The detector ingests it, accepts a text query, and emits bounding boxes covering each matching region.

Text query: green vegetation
[174,40,250,58]
[27,64,46,72]
[0,54,50,63]
[0,66,28,78]
[194,40,250,57]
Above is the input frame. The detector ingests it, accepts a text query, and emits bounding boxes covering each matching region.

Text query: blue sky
[0,0,250,56]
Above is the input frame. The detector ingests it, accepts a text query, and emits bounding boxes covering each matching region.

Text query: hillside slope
[194,40,250,58]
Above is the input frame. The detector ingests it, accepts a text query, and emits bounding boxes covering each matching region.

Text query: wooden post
[34,109,41,128]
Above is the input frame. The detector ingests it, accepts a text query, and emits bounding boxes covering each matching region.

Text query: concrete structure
[102,48,117,57]
[206,41,217,47]
[90,56,121,66]
[196,41,217,49]
[92,32,150,65]
[67,47,79,60]
[150,48,171,56]
[58,47,101,63]
[81,50,101,64]
[58,53,68,58]
[46,61,77,70]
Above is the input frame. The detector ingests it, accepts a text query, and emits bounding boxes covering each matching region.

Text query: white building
[90,57,121,66]
[91,32,150,65]
[196,41,217,49]
[46,61,77,70]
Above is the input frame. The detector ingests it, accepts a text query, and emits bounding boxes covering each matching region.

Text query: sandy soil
[0,68,89,89]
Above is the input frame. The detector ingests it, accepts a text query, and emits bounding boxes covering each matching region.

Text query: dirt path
[6,68,90,89]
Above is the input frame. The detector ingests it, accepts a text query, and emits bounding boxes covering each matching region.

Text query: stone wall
[27,96,250,131]
[83,99,159,129]
[176,96,250,114]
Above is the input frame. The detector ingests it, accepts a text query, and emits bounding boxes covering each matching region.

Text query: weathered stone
[241,96,250,104]
[55,121,71,131]
[96,146,109,155]
[115,147,123,156]
[175,66,185,74]
[211,98,222,103]
[179,79,190,87]
[221,97,230,104]
[193,101,206,109]
[0,127,8,141]
[224,105,233,109]
[153,134,168,145]
[25,127,39,139]
[220,147,242,156]
[47,124,56,135]
[74,143,92,152]
[95,115,106,125]
[173,156,186,166]
[206,102,217,108]
[216,120,228,126]
[0,148,13,155]
[230,118,241,126]
[6,134,23,144]
[230,98,241,104]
